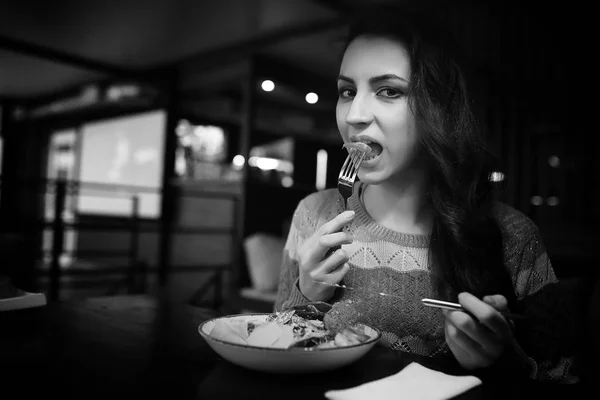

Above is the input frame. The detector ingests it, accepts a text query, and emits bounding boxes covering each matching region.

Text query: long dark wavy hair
[342,5,515,304]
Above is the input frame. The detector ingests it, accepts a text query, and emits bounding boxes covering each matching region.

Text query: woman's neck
[362,177,432,235]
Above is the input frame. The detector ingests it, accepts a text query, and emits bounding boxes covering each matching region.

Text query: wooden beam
[0,35,145,79]
[165,17,346,73]
[310,0,354,15]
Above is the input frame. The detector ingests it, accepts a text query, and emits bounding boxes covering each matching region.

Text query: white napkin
[325,362,482,400]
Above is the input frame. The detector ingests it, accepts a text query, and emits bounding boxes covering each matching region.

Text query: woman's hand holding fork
[298,210,355,302]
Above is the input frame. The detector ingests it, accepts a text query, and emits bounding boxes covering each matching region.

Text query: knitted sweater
[274,183,578,383]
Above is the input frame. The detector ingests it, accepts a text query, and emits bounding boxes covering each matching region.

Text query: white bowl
[199,313,381,374]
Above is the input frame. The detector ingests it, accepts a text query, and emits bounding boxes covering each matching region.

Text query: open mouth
[360,141,383,161]
[343,140,383,163]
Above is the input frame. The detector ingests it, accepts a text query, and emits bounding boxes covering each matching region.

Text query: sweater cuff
[281,278,312,309]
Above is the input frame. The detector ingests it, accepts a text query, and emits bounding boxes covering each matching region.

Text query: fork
[338,148,367,210]
[421,298,526,320]
[313,281,527,321]
[322,148,367,261]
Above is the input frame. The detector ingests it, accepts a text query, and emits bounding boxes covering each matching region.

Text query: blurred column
[229,57,256,309]
[49,176,66,301]
[0,101,17,227]
[158,69,180,287]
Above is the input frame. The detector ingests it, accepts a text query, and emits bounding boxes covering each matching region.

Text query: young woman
[274,5,578,383]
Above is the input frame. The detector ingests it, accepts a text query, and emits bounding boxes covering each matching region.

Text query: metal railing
[0,175,241,306]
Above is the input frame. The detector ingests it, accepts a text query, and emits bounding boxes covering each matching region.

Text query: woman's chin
[357,169,386,185]
[357,154,385,182]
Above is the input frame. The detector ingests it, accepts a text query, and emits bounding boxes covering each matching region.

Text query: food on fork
[342,141,372,155]
[343,141,383,162]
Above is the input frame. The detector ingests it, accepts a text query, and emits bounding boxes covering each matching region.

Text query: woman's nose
[345,95,373,126]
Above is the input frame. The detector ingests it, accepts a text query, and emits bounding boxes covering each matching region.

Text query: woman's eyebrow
[337,74,354,84]
[337,74,409,84]
[370,74,409,84]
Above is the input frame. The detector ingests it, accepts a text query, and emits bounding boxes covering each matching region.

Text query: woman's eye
[376,87,403,98]
[337,88,355,99]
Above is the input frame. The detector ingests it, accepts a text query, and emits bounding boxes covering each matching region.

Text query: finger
[319,230,353,261]
[319,232,354,248]
[308,211,355,263]
[445,309,501,354]
[458,292,512,338]
[445,322,494,369]
[445,320,470,353]
[482,295,508,311]
[313,248,349,277]
[317,210,355,236]
[326,263,350,284]
[445,320,488,359]
[484,296,516,334]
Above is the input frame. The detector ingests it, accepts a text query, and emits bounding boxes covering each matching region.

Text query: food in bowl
[206,302,372,350]
[199,302,381,373]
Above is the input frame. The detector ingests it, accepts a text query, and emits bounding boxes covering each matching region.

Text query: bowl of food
[198,302,381,374]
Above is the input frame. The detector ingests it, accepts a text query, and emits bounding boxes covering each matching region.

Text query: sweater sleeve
[273,199,314,311]
[509,230,580,383]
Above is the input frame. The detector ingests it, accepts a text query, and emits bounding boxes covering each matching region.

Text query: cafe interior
[0,0,598,393]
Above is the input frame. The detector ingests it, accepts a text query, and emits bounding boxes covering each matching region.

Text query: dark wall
[0,105,49,290]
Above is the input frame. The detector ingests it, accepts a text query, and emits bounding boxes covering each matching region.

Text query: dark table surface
[0,294,585,400]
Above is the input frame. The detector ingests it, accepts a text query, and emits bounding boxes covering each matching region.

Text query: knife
[314,281,526,321]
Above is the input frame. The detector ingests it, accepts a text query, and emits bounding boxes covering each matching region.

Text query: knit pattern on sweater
[274,183,578,383]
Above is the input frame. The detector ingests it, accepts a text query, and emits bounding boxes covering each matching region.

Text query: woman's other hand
[298,210,355,302]
[443,292,514,370]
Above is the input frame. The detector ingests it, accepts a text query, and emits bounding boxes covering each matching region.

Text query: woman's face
[336,35,425,185]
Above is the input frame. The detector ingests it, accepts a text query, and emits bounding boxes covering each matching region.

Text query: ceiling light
[261,80,275,92]
[489,171,505,182]
[232,155,245,168]
[530,196,543,206]
[546,196,560,206]
[548,155,560,168]
[305,92,318,104]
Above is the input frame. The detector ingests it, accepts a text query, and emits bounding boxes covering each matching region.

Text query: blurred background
[0,0,592,312]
